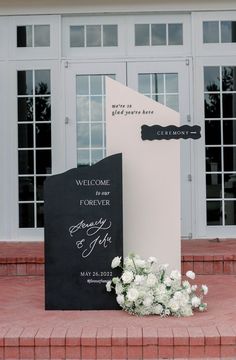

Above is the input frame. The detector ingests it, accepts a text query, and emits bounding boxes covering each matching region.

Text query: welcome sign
[44,154,123,310]
[106,78,181,270]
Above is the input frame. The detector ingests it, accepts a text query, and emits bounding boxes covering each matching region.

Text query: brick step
[1,239,236,276]
[1,324,236,359]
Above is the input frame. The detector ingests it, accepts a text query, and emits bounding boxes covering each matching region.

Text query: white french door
[127,60,192,238]
[64,62,126,169]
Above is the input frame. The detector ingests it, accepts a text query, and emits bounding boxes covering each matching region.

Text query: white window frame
[193,11,236,57]
[194,56,236,238]
[8,15,60,60]
[0,17,8,60]
[126,14,191,58]
[62,16,127,59]
[7,60,63,241]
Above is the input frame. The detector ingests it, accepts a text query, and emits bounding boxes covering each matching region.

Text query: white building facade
[1,0,236,241]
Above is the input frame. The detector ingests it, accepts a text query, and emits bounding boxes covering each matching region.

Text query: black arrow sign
[141,124,201,141]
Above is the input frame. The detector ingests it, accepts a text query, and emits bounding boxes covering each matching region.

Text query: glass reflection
[205,147,221,172]
[18,124,33,148]
[221,21,236,43]
[91,123,103,147]
[17,71,33,95]
[18,150,34,175]
[151,24,166,45]
[70,26,85,47]
[135,24,149,46]
[103,25,118,46]
[206,174,222,198]
[168,24,183,45]
[35,97,51,122]
[224,174,236,198]
[91,149,103,164]
[35,70,50,94]
[18,98,33,122]
[204,94,220,118]
[138,74,151,93]
[19,203,34,228]
[91,96,103,122]
[19,177,34,201]
[36,176,47,200]
[77,150,90,166]
[166,73,178,93]
[166,95,179,111]
[223,94,236,118]
[17,26,32,47]
[207,201,222,225]
[205,120,221,145]
[203,21,219,43]
[36,150,51,174]
[87,25,101,47]
[223,120,236,144]
[224,147,236,171]
[222,67,236,91]
[204,67,220,91]
[76,75,89,95]
[77,123,89,147]
[37,203,44,227]
[34,25,50,47]
[152,74,164,94]
[90,76,102,95]
[76,97,89,122]
[36,124,51,148]
[225,201,236,225]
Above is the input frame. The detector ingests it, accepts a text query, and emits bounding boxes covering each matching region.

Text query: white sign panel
[106,77,181,270]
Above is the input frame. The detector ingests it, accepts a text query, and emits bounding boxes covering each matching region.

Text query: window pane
[18,124,33,148]
[204,94,220,118]
[152,74,164,94]
[34,25,50,47]
[19,177,34,201]
[36,124,51,147]
[37,203,44,227]
[36,176,47,200]
[206,147,221,172]
[77,150,90,166]
[18,150,34,174]
[206,174,222,198]
[205,120,221,145]
[76,96,89,122]
[222,67,236,91]
[224,174,236,198]
[91,123,103,147]
[76,75,89,95]
[36,150,51,174]
[70,26,85,47]
[17,71,33,95]
[166,95,179,111]
[204,66,220,91]
[225,201,236,225]
[223,120,236,144]
[91,149,103,164]
[138,74,151,93]
[86,25,101,47]
[103,25,118,46]
[203,21,219,43]
[224,147,236,171]
[35,70,51,94]
[221,21,236,43]
[35,97,51,122]
[91,96,103,122]
[77,123,89,147]
[168,24,183,45]
[19,203,34,228]
[166,73,178,93]
[135,24,149,46]
[90,75,102,95]
[152,94,164,105]
[18,98,33,122]
[223,94,236,118]
[17,25,32,47]
[151,24,166,45]
[207,201,222,225]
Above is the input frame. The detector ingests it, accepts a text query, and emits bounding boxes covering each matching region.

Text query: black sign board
[44,153,123,310]
[141,124,201,141]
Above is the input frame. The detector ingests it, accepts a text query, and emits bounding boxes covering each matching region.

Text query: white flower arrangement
[106,254,208,316]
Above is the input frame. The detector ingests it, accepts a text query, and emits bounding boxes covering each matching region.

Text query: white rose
[111,256,121,269]
[135,259,146,268]
[153,304,163,315]
[124,257,134,269]
[147,256,157,264]
[116,294,125,305]
[106,280,112,292]
[134,275,145,285]
[201,285,208,295]
[191,285,197,292]
[170,270,181,281]
[115,282,123,295]
[127,287,139,302]
[159,263,169,271]
[169,299,180,312]
[186,270,195,280]
[164,277,172,287]
[191,296,201,308]
[112,277,119,284]
[143,296,153,307]
[146,273,156,287]
[121,270,134,284]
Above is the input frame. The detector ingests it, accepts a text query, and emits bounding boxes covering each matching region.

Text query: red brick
[189,345,205,358]
[224,260,234,274]
[173,327,189,345]
[0,264,8,276]
[183,255,193,261]
[217,326,236,344]
[50,345,65,359]
[20,346,34,359]
[5,327,24,346]
[65,346,80,359]
[81,327,97,346]
[50,327,67,346]
[0,347,3,360]
[188,327,204,346]
[16,264,27,275]
[203,255,214,261]
[142,327,158,345]
[36,264,44,275]
[35,345,50,359]
[214,255,224,261]
[35,327,53,346]
[127,345,142,359]
[224,254,234,261]
[182,261,193,273]
[97,327,112,346]
[66,326,82,346]
[203,261,213,274]
[20,327,38,346]
[205,345,220,357]
[112,327,127,346]
[193,261,204,274]
[213,260,223,274]
[174,345,189,357]
[112,345,127,359]
[7,264,17,276]
[5,346,19,359]
[221,345,236,357]
[142,344,158,359]
[26,263,37,275]
[159,345,173,358]
[97,346,112,359]
[193,255,204,261]
[81,346,96,359]
[158,327,173,346]
[202,326,220,345]
[0,328,9,346]
[127,327,142,346]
